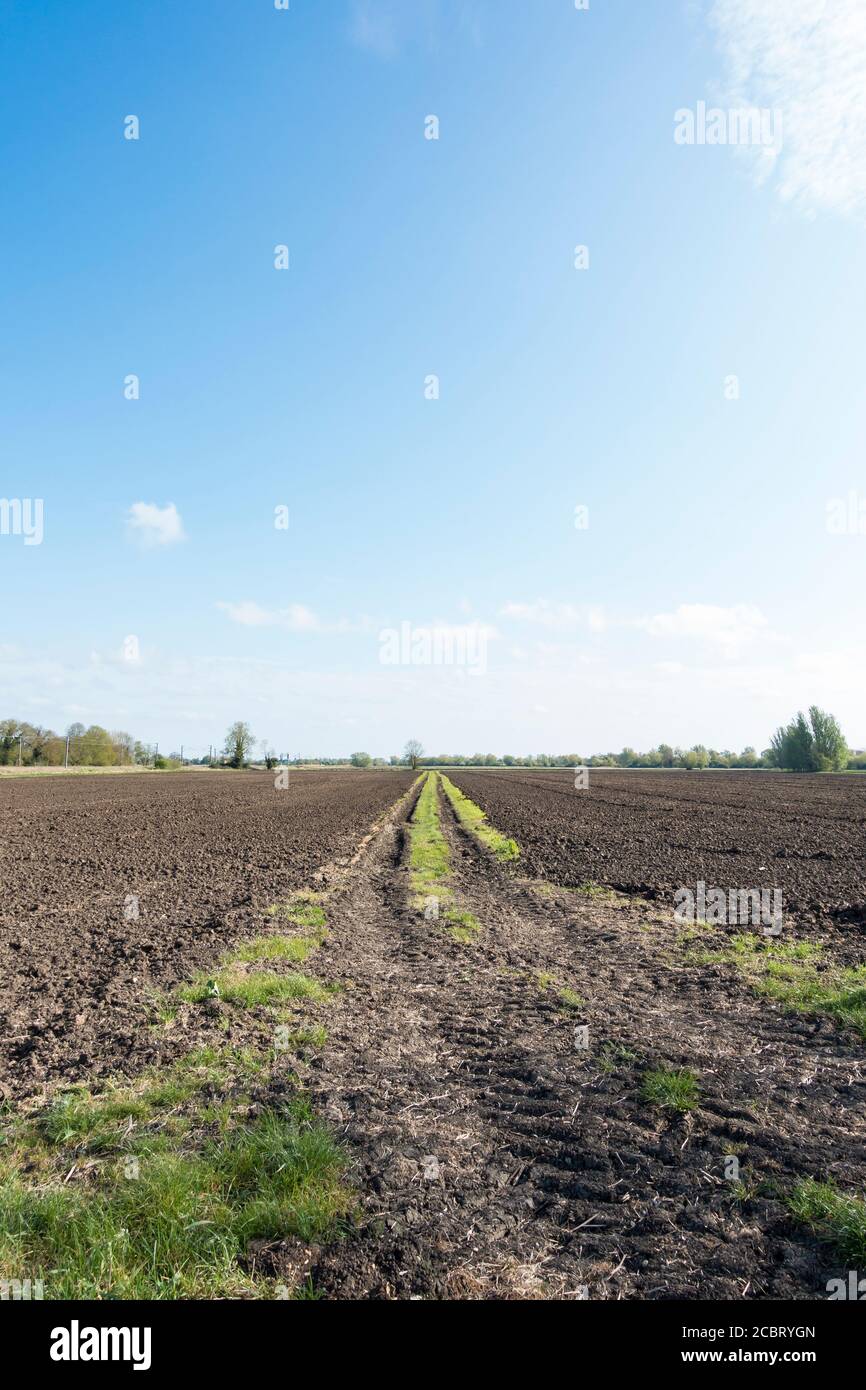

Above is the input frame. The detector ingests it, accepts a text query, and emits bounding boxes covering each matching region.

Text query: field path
[292,778,865,1301]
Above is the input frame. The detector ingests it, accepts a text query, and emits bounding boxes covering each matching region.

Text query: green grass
[597,1042,638,1074]
[575,880,610,898]
[641,1066,700,1113]
[687,933,866,1039]
[439,776,520,862]
[0,875,347,1300]
[178,970,335,1008]
[443,907,482,944]
[25,1049,260,1158]
[786,1179,866,1264]
[408,772,452,904]
[0,1088,349,1299]
[234,935,323,965]
[407,774,488,938]
[266,895,327,932]
[559,988,585,1011]
[275,1025,328,1051]
[532,974,584,1010]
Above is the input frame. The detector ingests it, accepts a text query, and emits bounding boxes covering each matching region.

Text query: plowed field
[0,770,413,1101]
[446,770,866,928]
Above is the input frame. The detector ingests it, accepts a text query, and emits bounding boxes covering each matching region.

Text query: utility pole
[18,734,23,767]
[64,735,70,769]
[180,745,184,765]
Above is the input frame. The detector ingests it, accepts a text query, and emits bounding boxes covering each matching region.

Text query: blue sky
[2,0,865,757]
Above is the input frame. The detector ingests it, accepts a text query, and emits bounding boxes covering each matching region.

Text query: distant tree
[259,740,279,771]
[224,721,255,769]
[28,725,52,764]
[769,707,848,772]
[404,738,424,770]
[350,751,372,768]
[73,725,115,766]
[111,730,135,764]
[683,745,709,770]
[808,706,849,771]
[0,719,20,765]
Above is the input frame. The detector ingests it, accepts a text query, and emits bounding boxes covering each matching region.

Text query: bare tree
[404,738,424,770]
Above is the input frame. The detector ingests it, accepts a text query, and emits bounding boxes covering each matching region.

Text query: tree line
[0,720,151,768]
[350,712,860,773]
[2,710,860,773]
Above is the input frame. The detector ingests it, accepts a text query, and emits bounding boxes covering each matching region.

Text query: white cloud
[216,601,365,635]
[635,602,770,655]
[126,502,186,548]
[500,600,606,633]
[348,0,483,58]
[3,634,865,756]
[348,1,399,58]
[709,0,866,220]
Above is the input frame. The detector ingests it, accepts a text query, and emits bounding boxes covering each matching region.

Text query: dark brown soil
[0,770,413,1102]
[445,769,866,929]
[3,769,864,1301]
[282,781,866,1301]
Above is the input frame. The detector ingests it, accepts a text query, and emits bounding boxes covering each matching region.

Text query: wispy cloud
[348,0,400,58]
[347,0,483,59]
[500,600,606,633]
[216,601,366,634]
[126,502,186,548]
[709,0,866,221]
[635,602,770,655]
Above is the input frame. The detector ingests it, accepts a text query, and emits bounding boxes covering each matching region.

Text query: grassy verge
[0,1050,348,1298]
[0,892,347,1298]
[686,933,866,1039]
[439,775,520,863]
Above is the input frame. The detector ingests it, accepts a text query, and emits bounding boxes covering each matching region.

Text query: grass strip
[439,775,520,862]
[178,969,335,1008]
[408,772,452,905]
